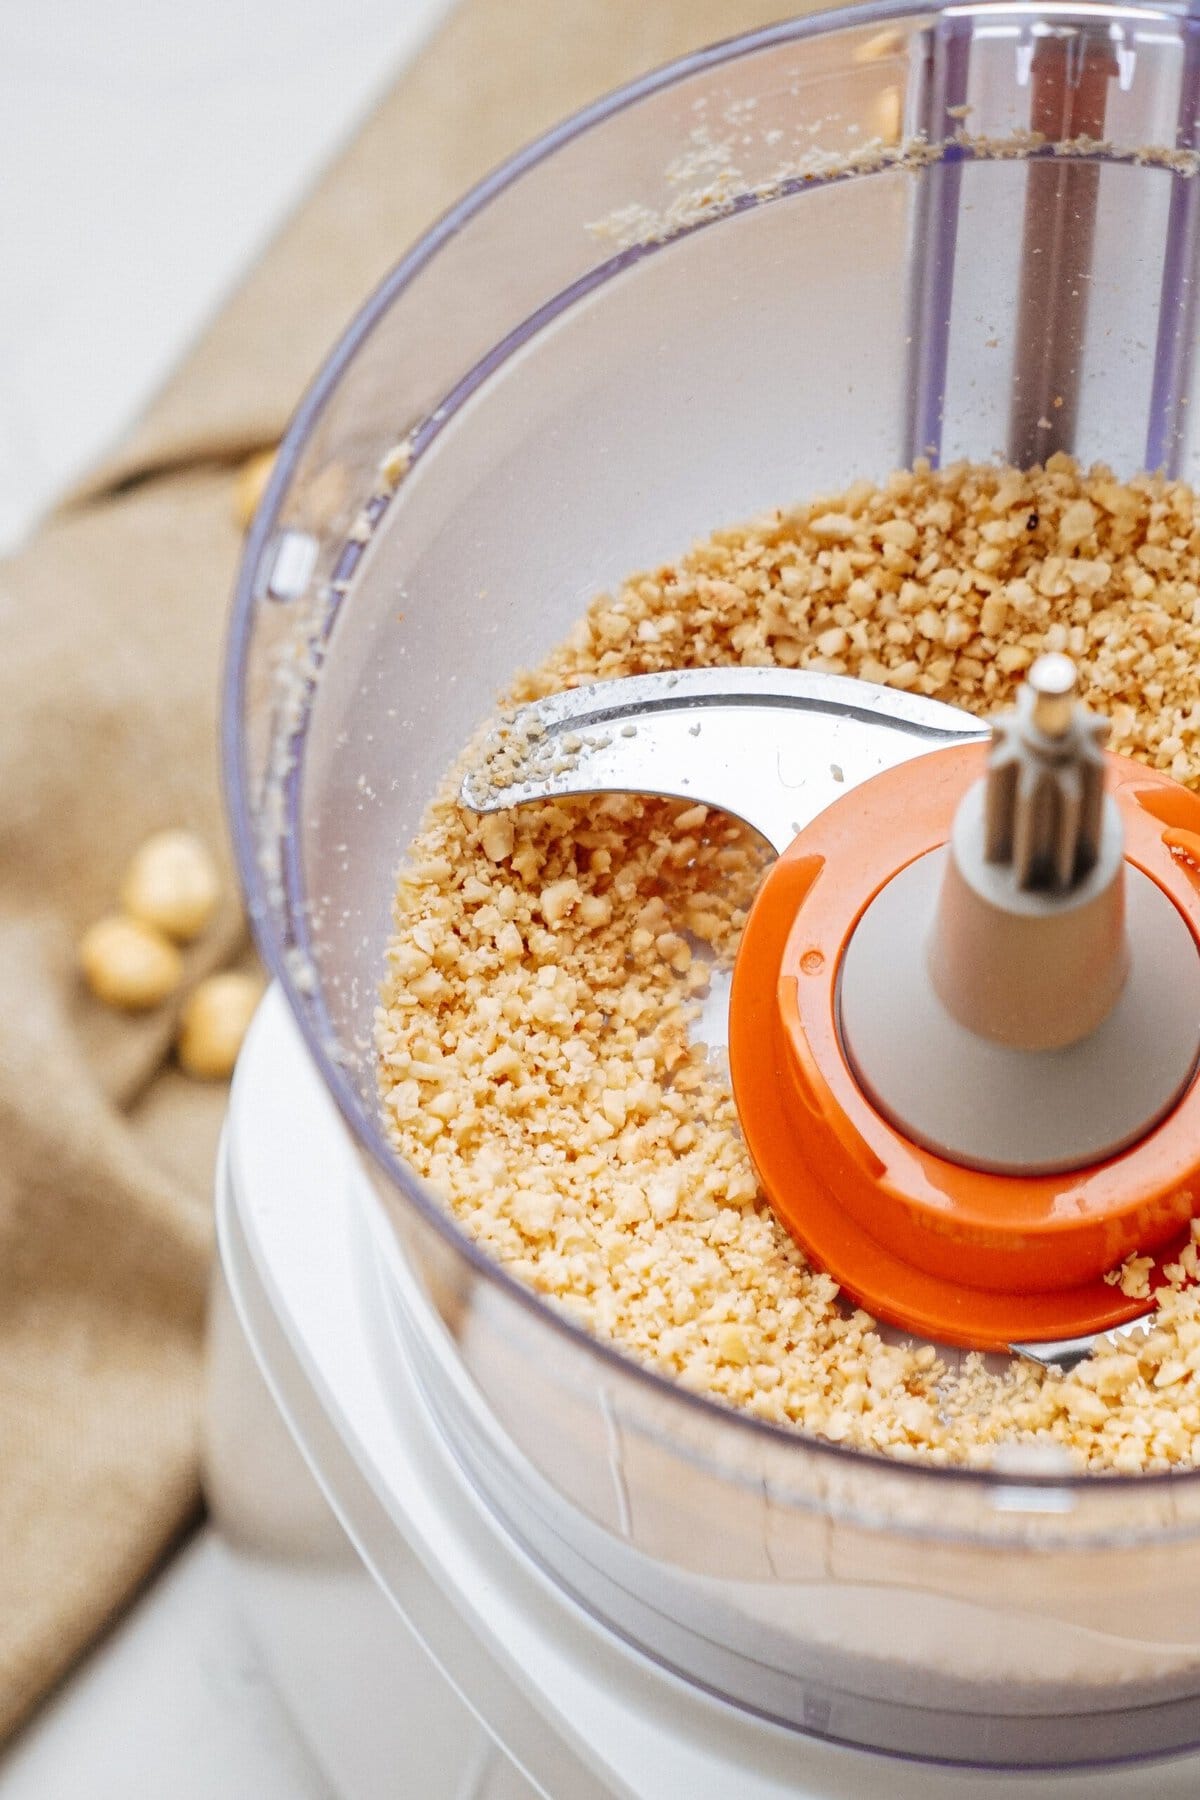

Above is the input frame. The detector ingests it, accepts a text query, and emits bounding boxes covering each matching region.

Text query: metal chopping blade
[461,668,987,856]
[1011,1315,1157,1374]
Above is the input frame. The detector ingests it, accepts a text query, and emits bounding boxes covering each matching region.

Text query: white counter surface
[0,0,451,553]
[0,1535,333,1799]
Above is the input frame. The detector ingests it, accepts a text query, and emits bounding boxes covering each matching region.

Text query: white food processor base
[205,988,1200,1800]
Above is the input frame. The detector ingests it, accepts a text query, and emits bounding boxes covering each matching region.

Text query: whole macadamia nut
[80,916,183,1011]
[234,448,276,530]
[177,972,264,1080]
[120,829,221,943]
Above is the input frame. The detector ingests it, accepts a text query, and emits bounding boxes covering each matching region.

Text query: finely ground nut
[378,457,1200,1473]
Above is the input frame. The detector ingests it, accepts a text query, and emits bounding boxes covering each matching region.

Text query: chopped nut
[979,594,1008,637]
[717,1324,751,1365]
[480,814,515,864]
[377,456,1200,1473]
[539,879,581,926]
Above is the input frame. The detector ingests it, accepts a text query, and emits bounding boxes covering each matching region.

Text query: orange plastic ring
[728,745,1200,1349]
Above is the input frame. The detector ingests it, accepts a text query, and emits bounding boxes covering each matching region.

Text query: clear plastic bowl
[225,0,1200,1769]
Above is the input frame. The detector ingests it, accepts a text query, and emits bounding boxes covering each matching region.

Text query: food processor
[206,2,1200,1792]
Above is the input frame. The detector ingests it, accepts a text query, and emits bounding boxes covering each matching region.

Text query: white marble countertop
[0,1,450,1791]
[0,0,451,553]
[0,1537,334,1799]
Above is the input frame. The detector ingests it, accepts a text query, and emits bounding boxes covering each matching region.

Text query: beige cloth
[0,0,814,1742]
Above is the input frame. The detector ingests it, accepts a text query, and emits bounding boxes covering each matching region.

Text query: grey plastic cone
[838,658,1200,1175]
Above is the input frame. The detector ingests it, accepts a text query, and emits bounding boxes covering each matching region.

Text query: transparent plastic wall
[226,1,1200,1767]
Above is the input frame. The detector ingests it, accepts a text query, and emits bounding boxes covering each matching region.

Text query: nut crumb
[379,457,1200,1471]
